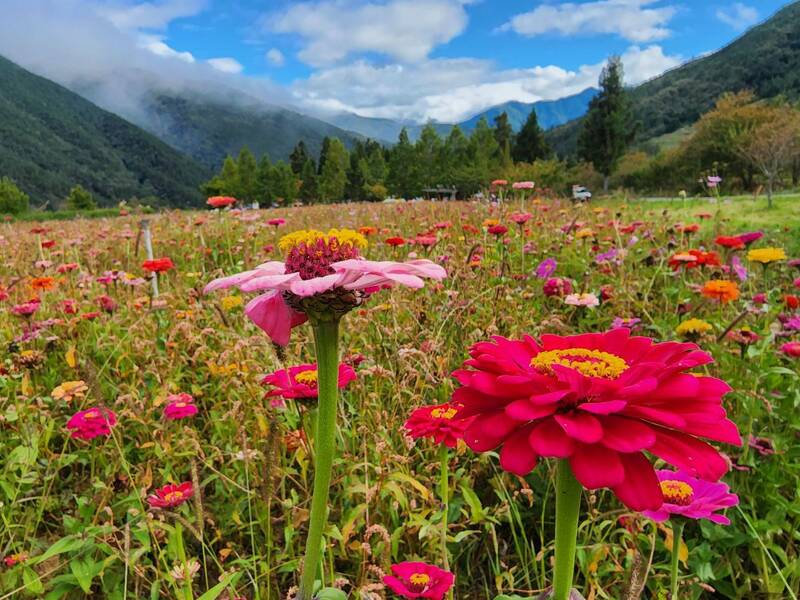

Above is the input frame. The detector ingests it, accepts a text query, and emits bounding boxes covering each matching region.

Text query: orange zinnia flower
[30,277,57,291]
[701,280,740,303]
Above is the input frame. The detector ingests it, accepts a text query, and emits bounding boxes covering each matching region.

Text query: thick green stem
[553,460,582,600]
[297,319,341,600]
[670,520,685,600]
[439,444,450,574]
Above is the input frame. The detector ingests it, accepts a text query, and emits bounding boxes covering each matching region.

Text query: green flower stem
[553,460,582,600]
[439,444,450,574]
[670,520,685,600]
[297,319,341,600]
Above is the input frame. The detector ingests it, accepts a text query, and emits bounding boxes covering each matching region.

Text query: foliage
[513,110,550,164]
[578,56,635,189]
[0,177,29,214]
[65,185,96,211]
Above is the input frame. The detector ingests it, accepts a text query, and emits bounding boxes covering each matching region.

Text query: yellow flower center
[531,348,629,379]
[409,573,431,586]
[174,402,187,408]
[295,369,319,385]
[164,491,185,503]
[660,480,694,506]
[279,228,367,253]
[676,318,712,335]
[84,410,99,420]
[430,407,458,419]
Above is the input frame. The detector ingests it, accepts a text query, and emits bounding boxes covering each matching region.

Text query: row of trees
[0,179,98,215]
[202,108,552,205]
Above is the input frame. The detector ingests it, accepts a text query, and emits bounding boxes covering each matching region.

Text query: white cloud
[138,33,195,62]
[207,57,244,73]
[265,48,285,67]
[502,0,677,43]
[294,45,682,123]
[97,0,207,30]
[269,0,469,66]
[716,3,758,31]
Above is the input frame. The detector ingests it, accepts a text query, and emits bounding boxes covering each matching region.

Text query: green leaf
[34,536,85,563]
[316,588,347,600]
[70,558,97,593]
[23,566,45,595]
[196,571,243,600]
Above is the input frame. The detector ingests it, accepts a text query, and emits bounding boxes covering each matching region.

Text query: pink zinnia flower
[11,299,40,316]
[67,407,117,440]
[736,231,763,246]
[512,181,535,190]
[164,393,198,420]
[404,404,473,448]
[57,263,79,274]
[565,292,599,308]
[642,470,739,524]
[450,329,741,510]
[261,363,357,406]
[267,218,286,227]
[510,212,532,225]
[147,482,194,509]
[383,562,455,600]
[204,229,446,345]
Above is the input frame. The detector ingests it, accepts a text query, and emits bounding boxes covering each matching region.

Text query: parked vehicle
[572,185,592,202]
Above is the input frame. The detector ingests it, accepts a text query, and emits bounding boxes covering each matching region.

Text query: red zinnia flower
[784,295,799,310]
[487,224,508,236]
[404,403,473,448]
[715,236,745,250]
[147,482,194,509]
[207,196,237,208]
[385,236,406,247]
[450,329,740,510]
[383,562,454,600]
[142,257,175,273]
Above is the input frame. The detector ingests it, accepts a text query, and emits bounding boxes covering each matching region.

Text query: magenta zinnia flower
[164,393,198,420]
[451,329,741,510]
[67,407,117,440]
[404,403,473,448]
[642,470,739,524]
[261,363,356,405]
[147,482,194,509]
[383,561,455,600]
[204,229,445,345]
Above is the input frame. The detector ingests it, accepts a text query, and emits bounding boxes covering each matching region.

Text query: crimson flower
[781,342,800,357]
[404,403,473,448]
[487,224,508,236]
[268,218,286,227]
[142,257,175,273]
[147,482,194,509]
[543,277,573,298]
[383,562,454,600]
[261,363,357,406]
[642,470,738,524]
[715,236,745,250]
[164,393,198,420]
[385,236,406,247]
[67,407,117,440]
[450,329,741,510]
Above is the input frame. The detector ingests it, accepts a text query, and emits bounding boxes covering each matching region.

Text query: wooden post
[140,219,159,298]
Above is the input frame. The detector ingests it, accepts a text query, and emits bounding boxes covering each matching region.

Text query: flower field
[1,197,800,600]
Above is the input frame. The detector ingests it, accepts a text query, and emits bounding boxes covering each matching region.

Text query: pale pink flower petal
[245,291,307,346]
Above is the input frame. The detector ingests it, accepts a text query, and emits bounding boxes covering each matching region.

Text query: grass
[1,198,799,599]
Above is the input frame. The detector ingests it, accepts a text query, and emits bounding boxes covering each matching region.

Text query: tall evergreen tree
[578,56,635,192]
[346,141,368,201]
[289,141,309,175]
[236,146,258,203]
[388,128,421,198]
[272,161,299,205]
[513,110,550,163]
[255,155,273,203]
[219,155,239,197]
[493,112,514,166]
[300,158,318,203]
[415,124,443,188]
[318,138,349,202]
[317,137,332,176]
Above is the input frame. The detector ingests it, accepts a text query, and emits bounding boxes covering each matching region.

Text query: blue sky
[0,0,794,123]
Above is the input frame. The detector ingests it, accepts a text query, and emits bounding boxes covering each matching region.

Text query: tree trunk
[603,175,610,194]
[767,177,773,209]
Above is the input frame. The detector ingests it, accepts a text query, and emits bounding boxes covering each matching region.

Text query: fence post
[140,219,159,298]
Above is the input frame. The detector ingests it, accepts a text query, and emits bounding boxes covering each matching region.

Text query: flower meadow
[1,198,799,600]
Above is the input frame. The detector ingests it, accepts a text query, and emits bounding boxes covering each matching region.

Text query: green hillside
[136,93,363,168]
[546,1,800,157]
[0,55,210,208]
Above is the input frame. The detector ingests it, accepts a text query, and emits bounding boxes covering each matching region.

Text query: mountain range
[325,88,598,143]
[545,0,800,156]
